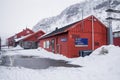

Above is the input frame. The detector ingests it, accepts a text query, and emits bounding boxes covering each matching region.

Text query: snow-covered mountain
[33,0,120,33]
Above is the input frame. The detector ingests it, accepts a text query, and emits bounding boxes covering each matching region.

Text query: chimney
[55,27,58,31]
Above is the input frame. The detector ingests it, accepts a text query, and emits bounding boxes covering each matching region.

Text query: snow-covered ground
[1,45,68,60]
[0,45,120,80]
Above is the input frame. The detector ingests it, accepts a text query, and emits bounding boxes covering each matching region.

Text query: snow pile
[2,49,40,57]
[69,45,120,80]
[2,47,68,60]
[3,45,24,51]
[12,45,23,50]
[70,45,120,66]
[37,47,69,60]
[0,45,120,80]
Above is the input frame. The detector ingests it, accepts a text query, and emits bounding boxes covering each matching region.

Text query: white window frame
[43,41,50,48]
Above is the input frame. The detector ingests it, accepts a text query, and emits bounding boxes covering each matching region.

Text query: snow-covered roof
[113,29,120,32]
[15,34,32,42]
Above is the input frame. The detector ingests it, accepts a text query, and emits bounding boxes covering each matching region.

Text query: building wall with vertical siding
[113,31,120,46]
[67,16,107,57]
[39,15,108,58]
[39,33,68,56]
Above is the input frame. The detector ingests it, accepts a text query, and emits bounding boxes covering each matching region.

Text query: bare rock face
[33,0,120,33]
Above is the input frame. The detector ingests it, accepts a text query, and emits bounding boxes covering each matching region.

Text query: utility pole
[106,0,113,44]
[106,0,120,44]
[81,6,84,32]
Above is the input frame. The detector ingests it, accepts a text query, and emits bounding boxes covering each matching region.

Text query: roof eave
[39,31,68,40]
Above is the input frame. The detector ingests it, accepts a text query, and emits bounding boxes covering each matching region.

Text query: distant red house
[113,31,120,46]
[38,15,108,58]
[7,36,15,47]
[7,28,34,47]
[16,30,45,49]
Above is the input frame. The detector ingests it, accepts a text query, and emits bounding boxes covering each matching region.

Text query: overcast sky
[0,0,84,39]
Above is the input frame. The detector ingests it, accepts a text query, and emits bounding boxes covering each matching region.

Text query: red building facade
[113,31,120,46]
[19,30,45,49]
[39,15,108,58]
[7,28,34,47]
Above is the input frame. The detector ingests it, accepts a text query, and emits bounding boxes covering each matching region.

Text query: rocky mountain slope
[33,0,120,33]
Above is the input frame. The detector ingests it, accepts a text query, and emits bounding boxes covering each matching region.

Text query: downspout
[92,16,94,50]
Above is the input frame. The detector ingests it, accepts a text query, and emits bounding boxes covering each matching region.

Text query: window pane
[118,32,120,37]
[114,33,118,38]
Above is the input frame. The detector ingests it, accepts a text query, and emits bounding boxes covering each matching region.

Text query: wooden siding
[39,15,108,58]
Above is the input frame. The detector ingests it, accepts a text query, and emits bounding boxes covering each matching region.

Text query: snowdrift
[0,45,120,80]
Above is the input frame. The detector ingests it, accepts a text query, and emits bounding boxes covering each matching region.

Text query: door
[51,39,55,53]
[56,44,60,54]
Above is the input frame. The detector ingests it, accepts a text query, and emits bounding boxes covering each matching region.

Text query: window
[118,32,120,37]
[43,42,45,48]
[113,33,119,38]
[46,41,50,48]
[43,41,50,48]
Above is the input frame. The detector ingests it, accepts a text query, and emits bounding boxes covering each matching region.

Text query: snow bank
[37,47,69,60]
[12,45,23,50]
[1,45,120,80]
[2,47,68,60]
[2,45,23,51]
[69,45,120,80]
[70,45,120,65]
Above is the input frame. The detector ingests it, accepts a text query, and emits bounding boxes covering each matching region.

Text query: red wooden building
[7,28,34,47]
[113,31,120,46]
[7,36,15,47]
[38,15,108,58]
[17,30,45,49]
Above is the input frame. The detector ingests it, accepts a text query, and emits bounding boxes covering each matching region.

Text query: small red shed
[39,15,108,58]
[7,36,15,47]
[17,30,45,49]
[113,31,120,46]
